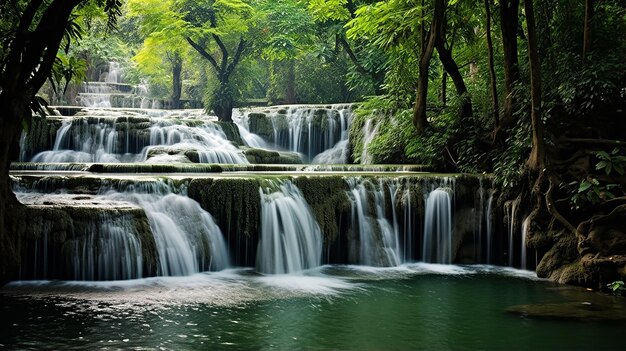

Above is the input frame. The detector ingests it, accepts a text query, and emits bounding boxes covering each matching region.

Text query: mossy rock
[247,112,274,141]
[14,204,158,280]
[293,176,351,248]
[188,178,262,266]
[215,121,244,146]
[244,148,303,164]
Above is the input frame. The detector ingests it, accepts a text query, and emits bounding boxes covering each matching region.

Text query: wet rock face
[187,178,262,267]
[14,196,157,281]
[243,148,303,164]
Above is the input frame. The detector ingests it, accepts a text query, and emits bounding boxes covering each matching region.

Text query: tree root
[543,171,582,240]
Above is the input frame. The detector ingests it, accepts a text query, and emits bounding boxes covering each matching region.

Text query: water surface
[1,264,623,350]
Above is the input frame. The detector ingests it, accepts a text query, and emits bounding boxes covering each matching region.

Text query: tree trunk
[413,0,444,133]
[0,93,27,282]
[582,0,594,63]
[285,60,297,104]
[500,0,520,129]
[435,36,472,120]
[485,0,500,127]
[0,0,88,282]
[524,0,545,171]
[171,53,183,109]
[440,70,447,107]
[212,79,234,123]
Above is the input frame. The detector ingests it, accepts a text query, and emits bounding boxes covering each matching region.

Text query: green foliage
[493,110,532,188]
[570,177,619,209]
[404,110,459,170]
[350,96,412,164]
[308,0,351,22]
[607,281,625,296]
[596,148,626,176]
[567,148,625,210]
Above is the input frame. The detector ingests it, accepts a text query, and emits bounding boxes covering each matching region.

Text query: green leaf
[578,181,592,192]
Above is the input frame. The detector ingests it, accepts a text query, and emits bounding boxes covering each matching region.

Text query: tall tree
[182,0,256,122]
[484,0,500,128]
[524,0,545,171]
[582,0,594,63]
[261,0,315,104]
[309,0,387,94]
[0,0,121,281]
[412,0,444,133]
[127,0,190,109]
[434,2,472,121]
[499,0,520,129]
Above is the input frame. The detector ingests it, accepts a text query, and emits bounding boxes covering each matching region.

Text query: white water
[485,191,494,264]
[506,201,518,267]
[346,178,401,267]
[72,214,144,280]
[101,181,230,276]
[28,111,248,164]
[79,62,159,108]
[521,216,530,270]
[359,119,380,164]
[234,105,353,163]
[422,188,453,264]
[257,180,322,274]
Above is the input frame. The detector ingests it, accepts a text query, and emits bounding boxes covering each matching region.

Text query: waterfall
[360,119,380,164]
[233,105,353,163]
[101,181,230,276]
[401,185,415,262]
[311,108,351,164]
[422,187,453,264]
[72,214,144,280]
[256,180,322,274]
[28,111,248,164]
[521,216,530,270]
[232,110,269,148]
[506,201,518,267]
[485,191,494,264]
[23,212,145,281]
[346,178,401,267]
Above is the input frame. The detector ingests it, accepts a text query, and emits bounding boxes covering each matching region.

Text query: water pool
[1,264,623,350]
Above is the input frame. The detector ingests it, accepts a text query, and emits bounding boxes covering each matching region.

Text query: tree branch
[545,172,581,239]
[211,33,229,74]
[225,38,246,79]
[338,36,368,76]
[26,0,82,95]
[186,37,220,73]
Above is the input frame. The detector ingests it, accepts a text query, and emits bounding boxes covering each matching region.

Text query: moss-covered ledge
[10,199,157,281]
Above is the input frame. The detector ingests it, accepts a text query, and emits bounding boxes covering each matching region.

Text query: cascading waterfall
[234,105,353,163]
[79,62,159,108]
[485,191,494,264]
[506,201,518,267]
[311,107,351,164]
[72,214,144,280]
[521,216,530,270]
[101,181,230,276]
[16,178,230,280]
[400,185,416,262]
[346,178,401,267]
[422,187,454,264]
[26,111,248,164]
[256,180,322,274]
[359,119,380,164]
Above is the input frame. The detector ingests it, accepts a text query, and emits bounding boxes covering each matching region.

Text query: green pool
[1,264,624,350]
